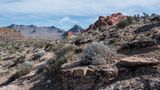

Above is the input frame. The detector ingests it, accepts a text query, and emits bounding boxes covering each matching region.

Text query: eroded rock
[87,13,127,30]
[118,57,159,67]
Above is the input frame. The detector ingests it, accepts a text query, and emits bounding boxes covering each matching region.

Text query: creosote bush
[54,44,75,66]
[116,16,134,29]
[81,42,113,65]
[16,63,32,77]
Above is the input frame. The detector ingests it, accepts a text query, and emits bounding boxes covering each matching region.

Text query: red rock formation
[87,13,127,31]
[0,28,24,40]
[67,32,74,37]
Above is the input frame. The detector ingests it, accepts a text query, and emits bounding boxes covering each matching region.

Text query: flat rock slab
[118,57,159,67]
[61,66,93,77]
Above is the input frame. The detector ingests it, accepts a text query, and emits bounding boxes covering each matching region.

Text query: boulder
[25,49,45,61]
[121,41,157,50]
[118,57,159,67]
[96,65,118,81]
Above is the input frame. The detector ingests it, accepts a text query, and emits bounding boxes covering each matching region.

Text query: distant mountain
[68,25,84,33]
[63,25,84,36]
[0,28,23,40]
[6,24,65,40]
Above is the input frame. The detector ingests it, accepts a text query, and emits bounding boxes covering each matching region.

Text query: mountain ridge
[62,24,84,36]
[6,24,65,40]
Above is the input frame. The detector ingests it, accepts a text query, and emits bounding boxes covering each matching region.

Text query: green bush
[81,42,113,65]
[116,16,134,29]
[55,44,75,66]
[16,63,32,77]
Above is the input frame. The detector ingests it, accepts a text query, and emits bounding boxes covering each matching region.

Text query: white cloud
[0,0,160,16]
[0,0,160,29]
[46,17,80,30]
[59,17,79,24]
[47,17,79,25]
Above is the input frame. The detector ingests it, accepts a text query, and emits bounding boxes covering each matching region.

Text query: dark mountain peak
[69,24,84,33]
[49,26,59,29]
[28,24,37,28]
[73,24,81,28]
[48,26,65,33]
[62,25,84,36]
[7,24,18,28]
[7,24,37,28]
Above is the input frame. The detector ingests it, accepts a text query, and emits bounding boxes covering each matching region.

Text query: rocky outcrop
[61,65,118,90]
[59,56,160,90]
[87,13,127,30]
[0,28,23,40]
[0,13,160,90]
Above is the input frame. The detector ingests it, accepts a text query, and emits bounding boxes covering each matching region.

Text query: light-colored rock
[40,52,55,61]
[61,66,93,77]
[25,49,45,61]
[119,57,159,67]
[0,84,30,90]
[61,60,81,69]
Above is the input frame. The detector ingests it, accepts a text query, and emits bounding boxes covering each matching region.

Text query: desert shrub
[2,63,33,86]
[81,42,113,65]
[16,63,32,77]
[0,57,2,61]
[55,44,75,66]
[98,27,105,32]
[117,16,134,29]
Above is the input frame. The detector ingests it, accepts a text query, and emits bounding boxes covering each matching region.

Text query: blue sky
[0,0,160,30]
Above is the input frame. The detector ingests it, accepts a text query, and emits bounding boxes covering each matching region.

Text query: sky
[0,0,160,30]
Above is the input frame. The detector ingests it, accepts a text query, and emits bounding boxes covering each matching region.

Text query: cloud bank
[0,0,160,29]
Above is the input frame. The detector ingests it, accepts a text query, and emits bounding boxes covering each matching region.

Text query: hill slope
[0,13,160,90]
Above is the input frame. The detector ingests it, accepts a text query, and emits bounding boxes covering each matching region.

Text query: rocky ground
[0,13,160,90]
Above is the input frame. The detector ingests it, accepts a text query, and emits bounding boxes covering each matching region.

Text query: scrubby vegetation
[0,13,160,90]
[116,16,134,29]
[81,42,113,65]
[52,43,75,66]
